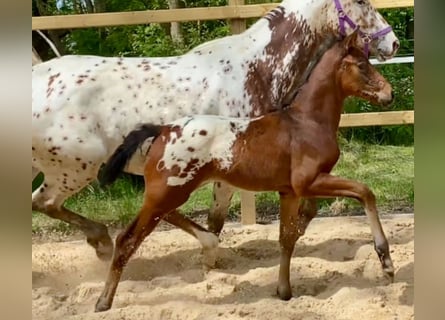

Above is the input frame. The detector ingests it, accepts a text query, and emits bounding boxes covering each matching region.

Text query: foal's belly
[213,161,293,193]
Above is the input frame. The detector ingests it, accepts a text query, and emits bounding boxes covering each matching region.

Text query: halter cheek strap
[333,0,393,57]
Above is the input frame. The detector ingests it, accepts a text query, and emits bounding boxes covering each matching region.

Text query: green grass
[324,139,414,214]
[32,141,414,233]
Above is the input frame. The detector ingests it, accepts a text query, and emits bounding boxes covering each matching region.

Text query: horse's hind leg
[208,182,235,235]
[32,174,113,260]
[305,173,394,280]
[164,210,219,268]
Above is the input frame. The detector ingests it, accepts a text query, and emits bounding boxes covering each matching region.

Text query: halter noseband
[333,0,393,57]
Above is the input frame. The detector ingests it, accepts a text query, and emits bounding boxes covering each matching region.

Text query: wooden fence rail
[32,0,413,30]
[32,0,414,225]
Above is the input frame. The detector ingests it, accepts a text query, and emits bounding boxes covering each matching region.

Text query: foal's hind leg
[95,203,165,312]
[305,173,394,280]
[164,210,219,268]
[96,181,194,312]
[32,173,113,260]
[208,182,235,235]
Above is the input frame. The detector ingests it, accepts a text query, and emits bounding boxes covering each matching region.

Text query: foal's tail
[99,124,162,187]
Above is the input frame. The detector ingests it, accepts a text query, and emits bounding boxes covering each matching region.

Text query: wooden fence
[32,0,414,224]
[32,1,414,30]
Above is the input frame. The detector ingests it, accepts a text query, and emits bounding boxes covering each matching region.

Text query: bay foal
[96,31,394,312]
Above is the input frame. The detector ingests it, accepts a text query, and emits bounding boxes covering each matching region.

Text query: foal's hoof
[95,297,111,313]
[87,237,114,261]
[277,285,293,301]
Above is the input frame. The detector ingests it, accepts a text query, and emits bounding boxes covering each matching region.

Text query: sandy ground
[32,214,413,320]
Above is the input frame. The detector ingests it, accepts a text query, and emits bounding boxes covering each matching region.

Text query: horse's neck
[243,0,337,111]
[288,60,345,133]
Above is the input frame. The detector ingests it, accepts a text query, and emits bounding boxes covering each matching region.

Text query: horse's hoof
[202,248,218,270]
[95,298,111,312]
[277,285,293,301]
[96,244,114,261]
[87,237,114,261]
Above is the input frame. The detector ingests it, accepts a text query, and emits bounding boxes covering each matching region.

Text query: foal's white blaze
[159,116,250,186]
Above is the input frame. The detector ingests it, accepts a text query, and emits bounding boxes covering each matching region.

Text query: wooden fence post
[228,0,246,33]
[228,0,256,225]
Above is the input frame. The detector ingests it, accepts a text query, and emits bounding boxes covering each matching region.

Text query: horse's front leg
[295,198,318,236]
[277,192,301,300]
[305,173,394,280]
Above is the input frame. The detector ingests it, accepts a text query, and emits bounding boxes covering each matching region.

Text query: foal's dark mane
[289,41,368,116]
[272,41,351,112]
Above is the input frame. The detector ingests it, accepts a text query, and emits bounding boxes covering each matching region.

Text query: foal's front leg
[305,173,394,280]
[276,195,319,300]
[277,193,301,300]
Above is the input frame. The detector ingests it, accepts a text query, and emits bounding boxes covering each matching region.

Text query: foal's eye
[356,0,366,4]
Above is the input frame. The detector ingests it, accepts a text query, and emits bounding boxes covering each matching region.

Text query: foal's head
[336,30,394,106]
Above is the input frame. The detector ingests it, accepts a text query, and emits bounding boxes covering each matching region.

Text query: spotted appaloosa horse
[32,0,399,260]
[95,30,394,312]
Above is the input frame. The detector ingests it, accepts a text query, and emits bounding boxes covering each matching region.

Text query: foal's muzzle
[380,89,394,107]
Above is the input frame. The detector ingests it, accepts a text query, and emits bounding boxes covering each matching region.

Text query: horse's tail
[99,124,163,187]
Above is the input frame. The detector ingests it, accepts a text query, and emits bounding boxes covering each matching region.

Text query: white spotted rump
[158,116,251,186]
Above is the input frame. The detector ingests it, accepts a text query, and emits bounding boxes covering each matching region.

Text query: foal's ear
[343,28,361,53]
[341,55,358,69]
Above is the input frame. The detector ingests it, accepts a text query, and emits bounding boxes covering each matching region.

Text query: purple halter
[333,0,393,57]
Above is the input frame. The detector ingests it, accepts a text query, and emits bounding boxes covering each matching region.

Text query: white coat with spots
[156,116,251,186]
